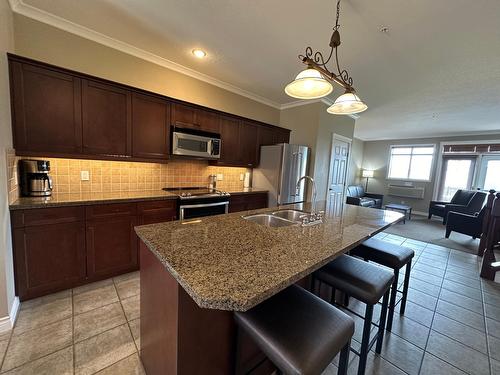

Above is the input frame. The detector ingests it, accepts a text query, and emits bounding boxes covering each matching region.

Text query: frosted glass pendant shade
[327,91,368,115]
[284,68,333,99]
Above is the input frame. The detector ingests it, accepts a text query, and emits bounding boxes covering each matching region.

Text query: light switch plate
[80,170,90,181]
[216,174,223,181]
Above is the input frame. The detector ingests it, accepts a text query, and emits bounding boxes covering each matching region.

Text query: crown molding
[8,0,283,110]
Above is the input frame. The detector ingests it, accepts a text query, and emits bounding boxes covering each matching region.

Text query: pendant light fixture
[284,0,367,115]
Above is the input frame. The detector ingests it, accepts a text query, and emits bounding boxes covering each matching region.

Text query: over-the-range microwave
[172,128,221,159]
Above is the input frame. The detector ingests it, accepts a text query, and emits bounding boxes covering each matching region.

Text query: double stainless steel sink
[243,209,306,227]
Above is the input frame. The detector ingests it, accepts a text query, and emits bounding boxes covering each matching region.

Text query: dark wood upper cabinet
[258,126,276,148]
[82,79,132,157]
[171,103,220,133]
[132,93,170,160]
[239,121,259,167]
[275,128,291,144]
[219,116,241,164]
[9,61,83,155]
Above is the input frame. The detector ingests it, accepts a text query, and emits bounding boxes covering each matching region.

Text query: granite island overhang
[135,203,403,374]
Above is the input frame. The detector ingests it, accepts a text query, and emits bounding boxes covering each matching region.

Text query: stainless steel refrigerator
[253,144,310,207]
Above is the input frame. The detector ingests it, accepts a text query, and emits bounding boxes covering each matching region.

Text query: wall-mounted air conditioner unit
[387,184,425,199]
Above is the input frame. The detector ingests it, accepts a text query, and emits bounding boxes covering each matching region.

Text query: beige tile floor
[0,233,498,374]
[0,272,143,374]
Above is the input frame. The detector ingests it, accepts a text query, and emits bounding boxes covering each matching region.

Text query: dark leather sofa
[428,189,487,224]
[346,185,383,208]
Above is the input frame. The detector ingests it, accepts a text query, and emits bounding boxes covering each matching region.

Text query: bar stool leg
[338,341,351,375]
[386,269,399,332]
[400,261,412,315]
[376,290,390,354]
[357,304,373,375]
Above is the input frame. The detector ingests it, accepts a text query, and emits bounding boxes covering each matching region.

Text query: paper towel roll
[243,172,251,188]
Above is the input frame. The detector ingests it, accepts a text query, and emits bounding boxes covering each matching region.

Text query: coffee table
[384,203,412,224]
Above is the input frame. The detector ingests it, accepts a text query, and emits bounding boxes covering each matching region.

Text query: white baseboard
[0,297,20,332]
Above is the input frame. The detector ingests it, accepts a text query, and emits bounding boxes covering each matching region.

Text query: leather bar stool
[312,255,394,375]
[350,238,414,331]
[234,284,355,375]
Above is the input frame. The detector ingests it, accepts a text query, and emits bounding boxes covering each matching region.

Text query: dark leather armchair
[346,185,383,209]
[445,206,486,239]
[428,190,487,224]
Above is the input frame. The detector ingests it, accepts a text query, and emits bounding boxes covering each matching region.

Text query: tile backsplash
[5,150,250,203]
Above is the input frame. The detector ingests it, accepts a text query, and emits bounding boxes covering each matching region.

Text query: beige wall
[361,133,500,212]
[280,102,356,201]
[13,15,280,126]
[348,138,364,185]
[0,0,15,320]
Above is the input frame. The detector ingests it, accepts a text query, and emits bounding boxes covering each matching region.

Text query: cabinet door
[275,128,291,144]
[86,216,138,279]
[13,222,86,300]
[10,61,83,155]
[228,195,248,213]
[171,103,197,130]
[258,126,276,147]
[82,79,132,157]
[132,93,170,160]
[246,193,268,210]
[138,200,177,224]
[219,116,241,164]
[239,121,259,167]
[196,109,220,133]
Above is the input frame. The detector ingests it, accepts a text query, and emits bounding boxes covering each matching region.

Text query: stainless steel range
[163,187,230,220]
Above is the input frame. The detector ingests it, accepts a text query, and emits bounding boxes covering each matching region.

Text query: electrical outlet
[80,170,90,181]
[216,173,223,181]
[239,174,244,181]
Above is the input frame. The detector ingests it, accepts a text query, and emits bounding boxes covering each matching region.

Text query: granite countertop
[9,188,269,210]
[135,202,403,312]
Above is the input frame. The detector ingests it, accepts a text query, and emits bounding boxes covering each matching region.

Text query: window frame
[387,144,436,182]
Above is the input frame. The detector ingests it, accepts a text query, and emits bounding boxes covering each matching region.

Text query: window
[388,145,435,181]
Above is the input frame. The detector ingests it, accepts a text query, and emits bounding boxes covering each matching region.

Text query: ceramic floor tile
[95,353,145,375]
[0,339,9,366]
[121,295,139,321]
[411,270,443,286]
[346,352,407,375]
[426,331,490,375]
[406,288,438,311]
[487,317,500,339]
[484,291,500,306]
[444,272,481,289]
[1,318,72,372]
[19,290,71,310]
[74,301,127,343]
[128,319,140,350]
[413,264,445,277]
[74,324,136,375]
[388,314,430,349]
[14,292,72,335]
[489,335,500,362]
[73,279,119,315]
[113,272,139,300]
[431,314,488,354]
[485,302,500,322]
[406,277,441,298]
[416,257,447,269]
[376,332,424,375]
[446,266,480,280]
[491,358,500,374]
[401,301,434,327]
[419,353,467,375]
[441,279,482,301]
[2,347,73,375]
[482,280,500,295]
[435,300,485,332]
[439,289,484,315]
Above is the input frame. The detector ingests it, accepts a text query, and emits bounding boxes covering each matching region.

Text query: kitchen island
[135,203,403,374]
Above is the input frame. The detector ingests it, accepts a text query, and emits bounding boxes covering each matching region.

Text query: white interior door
[327,135,350,215]
[476,155,500,191]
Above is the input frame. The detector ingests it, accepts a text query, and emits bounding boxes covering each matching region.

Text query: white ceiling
[13,0,500,140]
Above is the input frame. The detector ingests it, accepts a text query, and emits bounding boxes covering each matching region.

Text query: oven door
[179,201,229,220]
[172,131,220,159]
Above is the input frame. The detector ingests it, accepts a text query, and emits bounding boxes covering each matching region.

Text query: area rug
[384,214,480,253]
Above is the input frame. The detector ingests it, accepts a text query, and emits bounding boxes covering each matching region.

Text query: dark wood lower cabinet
[11,199,178,301]
[229,192,268,213]
[86,215,138,279]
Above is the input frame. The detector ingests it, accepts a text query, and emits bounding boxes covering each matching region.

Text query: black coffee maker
[19,159,53,197]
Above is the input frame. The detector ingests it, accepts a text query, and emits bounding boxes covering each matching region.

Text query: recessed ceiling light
[192,49,207,59]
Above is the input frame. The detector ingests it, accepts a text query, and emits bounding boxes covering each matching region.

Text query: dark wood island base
[139,241,273,375]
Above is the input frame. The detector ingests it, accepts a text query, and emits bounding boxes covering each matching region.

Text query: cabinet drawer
[11,206,85,228]
[85,203,137,219]
[137,200,176,214]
